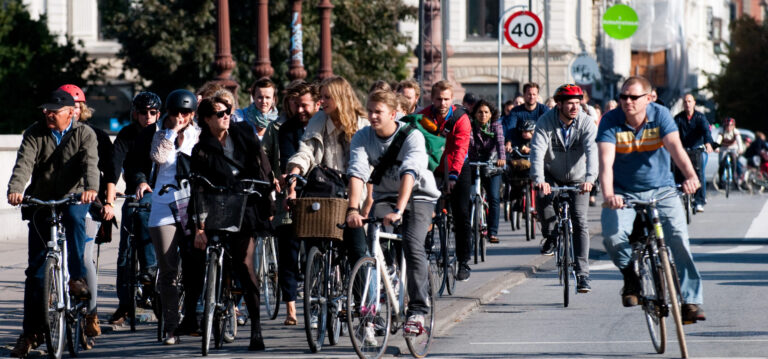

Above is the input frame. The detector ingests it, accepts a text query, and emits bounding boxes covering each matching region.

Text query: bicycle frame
[363,222,406,321]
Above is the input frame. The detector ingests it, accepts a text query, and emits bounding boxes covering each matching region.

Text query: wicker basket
[293,197,348,240]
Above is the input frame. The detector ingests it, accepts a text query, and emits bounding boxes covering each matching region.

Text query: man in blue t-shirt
[597,76,706,324]
[503,83,549,152]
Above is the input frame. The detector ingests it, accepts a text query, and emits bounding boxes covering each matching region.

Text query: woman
[468,99,506,244]
[190,95,273,351]
[284,76,370,324]
[140,89,200,345]
[716,117,745,184]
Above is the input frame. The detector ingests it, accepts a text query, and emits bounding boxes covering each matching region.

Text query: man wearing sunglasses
[597,76,706,324]
[109,91,162,324]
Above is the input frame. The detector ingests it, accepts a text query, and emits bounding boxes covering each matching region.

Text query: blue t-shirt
[596,102,678,193]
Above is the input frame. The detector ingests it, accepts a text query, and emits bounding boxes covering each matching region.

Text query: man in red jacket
[419,81,473,280]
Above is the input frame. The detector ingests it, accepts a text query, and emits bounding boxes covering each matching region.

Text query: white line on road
[745,199,768,238]
[470,338,768,345]
[696,245,764,255]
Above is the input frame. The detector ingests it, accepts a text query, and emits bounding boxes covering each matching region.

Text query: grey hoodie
[529,107,598,185]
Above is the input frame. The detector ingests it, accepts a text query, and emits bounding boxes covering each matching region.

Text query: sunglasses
[619,93,648,101]
[169,109,193,116]
[138,109,159,116]
[215,107,232,118]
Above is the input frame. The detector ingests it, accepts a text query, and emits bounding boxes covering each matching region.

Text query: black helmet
[521,119,536,132]
[132,91,162,110]
[165,89,197,112]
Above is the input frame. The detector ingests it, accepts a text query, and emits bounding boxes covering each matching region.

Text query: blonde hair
[368,90,398,112]
[78,102,94,122]
[320,76,366,142]
[212,89,236,108]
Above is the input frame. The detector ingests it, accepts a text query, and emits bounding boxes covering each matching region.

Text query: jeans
[277,224,301,302]
[537,185,591,276]
[474,173,502,237]
[601,186,704,305]
[437,162,472,265]
[116,195,157,308]
[23,202,90,334]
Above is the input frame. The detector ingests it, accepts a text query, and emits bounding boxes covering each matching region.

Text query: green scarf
[472,118,495,137]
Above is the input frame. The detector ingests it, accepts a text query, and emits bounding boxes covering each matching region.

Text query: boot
[242,289,264,351]
[620,266,640,307]
[85,312,101,337]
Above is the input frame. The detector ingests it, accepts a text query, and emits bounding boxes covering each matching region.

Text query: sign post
[497,8,544,108]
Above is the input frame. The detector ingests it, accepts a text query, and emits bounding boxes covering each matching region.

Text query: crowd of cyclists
[11,72,754,358]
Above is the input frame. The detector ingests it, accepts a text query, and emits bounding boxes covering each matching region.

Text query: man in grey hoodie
[529,84,598,293]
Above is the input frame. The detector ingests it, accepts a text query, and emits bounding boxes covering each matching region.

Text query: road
[0,190,766,358]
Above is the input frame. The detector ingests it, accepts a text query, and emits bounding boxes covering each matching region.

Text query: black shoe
[456,263,471,282]
[682,304,706,324]
[576,275,591,293]
[174,319,201,336]
[540,237,556,256]
[620,267,640,307]
[248,333,265,351]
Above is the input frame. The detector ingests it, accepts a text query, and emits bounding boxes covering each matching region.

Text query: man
[396,79,421,114]
[418,81,473,280]
[8,89,99,357]
[462,92,478,113]
[673,94,714,213]
[598,76,706,324]
[501,99,515,117]
[529,84,598,293]
[504,83,549,154]
[108,92,162,325]
[234,77,279,140]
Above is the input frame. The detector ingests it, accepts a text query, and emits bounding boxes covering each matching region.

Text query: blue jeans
[480,173,502,237]
[116,195,157,308]
[695,151,707,205]
[23,202,90,333]
[601,187,703,305]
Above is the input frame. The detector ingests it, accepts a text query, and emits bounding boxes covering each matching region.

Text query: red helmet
[553,84,584,101]
[58,84,85,103]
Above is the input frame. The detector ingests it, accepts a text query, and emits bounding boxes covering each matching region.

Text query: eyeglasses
[215,107,232,118]
[619,93,648,101]
[138,109,159,116]
[169,109,193,116]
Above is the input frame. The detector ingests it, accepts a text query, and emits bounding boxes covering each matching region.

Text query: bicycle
[674,146,703,223]
[469,161,497,264]
[503,148,531,235]
[253,234,280,320]
[713,150,737,198]
[430,194,456,296]
[23,194,90,359]
[344,217,436,359]
[547,186,580,308]
[189,175,270,356]
[618,190,689,358]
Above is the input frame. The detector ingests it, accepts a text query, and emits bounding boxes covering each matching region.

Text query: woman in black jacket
[189,95,274,351]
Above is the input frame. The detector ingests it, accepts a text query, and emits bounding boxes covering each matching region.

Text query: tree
[707,16,768,132]
[102,0,416,104]
[0,1,101,133]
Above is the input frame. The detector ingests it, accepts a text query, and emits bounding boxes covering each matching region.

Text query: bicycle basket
[193,191,249,232]
[292,197,347,240]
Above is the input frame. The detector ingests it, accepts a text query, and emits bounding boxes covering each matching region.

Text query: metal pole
[544,0,550,96]
[441,0,448,81]
[497,5,528,109]
[419,0,425,106]
[528,0,532,83]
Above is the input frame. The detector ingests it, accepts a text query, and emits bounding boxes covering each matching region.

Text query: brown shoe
[283,317,298,326]
[85,313,102,337]
[68,278,90,300]
[10,334,37,358]
[488,235,500,244]
[108,306,128,325]
[682,304,707,324]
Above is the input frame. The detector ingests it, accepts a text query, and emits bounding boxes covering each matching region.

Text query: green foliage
[102,0,415,105]
[0,1,100,133]
[706,16,768,132]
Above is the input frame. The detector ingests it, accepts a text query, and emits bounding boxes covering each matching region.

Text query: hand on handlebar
[136,182,153,199]
[681,177,701,195]
[382,212,402,228]
[602,195,625,210]
[194,229,208,250]
[8,193,23,206]
[345,211,365,229]
[580,182,593,194]
[81,190,97,204]
[535,182,551,195]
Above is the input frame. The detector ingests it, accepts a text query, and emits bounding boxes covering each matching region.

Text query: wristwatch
[392,208,401,215]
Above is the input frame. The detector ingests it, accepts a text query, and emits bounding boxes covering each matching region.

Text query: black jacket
[124,123,158,190]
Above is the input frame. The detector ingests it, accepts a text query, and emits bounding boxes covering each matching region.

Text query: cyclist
[232,77,279,141]
[468,99,506,244]
[8,89,99,357]
[503,83,548,152]
[417,80,473,281]
[715,117,744,188]
[505,119,535,214]
[673,94,714,213]
[598,76,706,324]
[346,89,440,338]
[109,91,162,325]
[189,95,274,351]
[744,131,768,172]
[530,84,598,293]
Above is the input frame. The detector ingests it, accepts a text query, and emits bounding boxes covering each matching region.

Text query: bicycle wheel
[524,187,532,241]
[129,244,138,332]
[426,222,444,297]
[659,247,689,358]
[304,246,327,353]
[440,215,457,295]
[43,257,65,359]
[405,268,436,358]
[471,199,481,265]
[561,229,571,308]
[529,186,537,241]
[479,199,487,262]
[67,306,87,357]
[214,271,233,349]
[347,257,390,359]
[264,236,281,320]
[202,251,219,356]
[640,249,667,354]
[327,254,343,346]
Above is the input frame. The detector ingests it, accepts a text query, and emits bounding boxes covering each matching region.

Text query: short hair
[621,76,652,93]
[503,100,515,107]
[522,82,540,93]
[396,79,421,99]
[463,92,478,106]
[367,90,398,112]
[197,95,232,132]
[196,81,226,98]
[396,93,411,113]
[431,80,453,96]
[284,80,318,101]
[368,80,392,94]
[470,99,500,123]
[211,89,236,108]
[250,77,277,97]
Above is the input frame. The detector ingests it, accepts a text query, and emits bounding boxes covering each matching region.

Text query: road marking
[696,245,764,255]
[470,338,768,345]
[589,261,616,271]
[745,199,768,238]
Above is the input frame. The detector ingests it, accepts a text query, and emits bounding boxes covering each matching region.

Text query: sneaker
[163,335,180,345]
[363,323,378,346]
[309,315,318,329]
[85,313,101,337]
[10,334,38,358]
[620,267,640,307]
[403,314,426,337]
[108,306,128,325]
[576,275,591,293]
[456,263,471,282]
[682,304,707,324]
[540,237,556,256]
[694,204,704,213]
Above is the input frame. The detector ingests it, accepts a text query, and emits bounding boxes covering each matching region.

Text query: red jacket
[418,105,471,177]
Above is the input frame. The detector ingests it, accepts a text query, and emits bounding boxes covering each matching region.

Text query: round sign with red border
[503,11,543,49]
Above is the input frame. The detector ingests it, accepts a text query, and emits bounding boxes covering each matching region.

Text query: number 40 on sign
[504,11,543,49]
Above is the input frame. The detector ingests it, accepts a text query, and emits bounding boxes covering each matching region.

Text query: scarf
[245,104,278,129]
[472,118,495,137]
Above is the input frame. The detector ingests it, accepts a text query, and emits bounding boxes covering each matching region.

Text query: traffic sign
[602,4,638,39]
[570,54,601,85]
[503,11,543,49]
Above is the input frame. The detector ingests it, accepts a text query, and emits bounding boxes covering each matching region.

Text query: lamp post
[213,0,239,100]
[252,0,274,79]
[317,0,334,80]
[288,0,307,81]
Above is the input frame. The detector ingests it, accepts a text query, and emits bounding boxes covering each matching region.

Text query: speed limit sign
[504,11,543,49]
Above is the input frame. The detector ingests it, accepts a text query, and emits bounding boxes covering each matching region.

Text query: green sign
[602,4,639,40]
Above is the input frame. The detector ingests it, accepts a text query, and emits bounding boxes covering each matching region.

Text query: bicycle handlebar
[509,147,530,159]
[549,185,581,192]
[286,173,307,187]
[22,193,81,208]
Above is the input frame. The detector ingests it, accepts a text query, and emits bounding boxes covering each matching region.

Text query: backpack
[400,107,465,171]
[301,165,348,198]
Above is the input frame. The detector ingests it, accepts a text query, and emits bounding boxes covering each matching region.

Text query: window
[631,50,667,87]
[466,0,500,40]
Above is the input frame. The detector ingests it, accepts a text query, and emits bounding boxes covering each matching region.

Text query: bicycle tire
[524,187,532,241]
[327,255,343,346]
[426,222,445,297]
[67,307,87,357]
[684,195,692,224]
[304,246,327,353]
[562,229,571,308]
[480,199,487,262]
[43,257,65,359]
[725,169,731,198]
[530,185,537,241]
[347,257,391,359]
[436,213,449,296]
[640,248,667,354]
[405,268,437,358]
[202,251,219,356]
[214,270,232,349]
[222,299,237,344]
[265,236,281,320]
[129,245,138,332]
[659,248,689,358]
[442,215,457,295]
[471,199,479,265]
